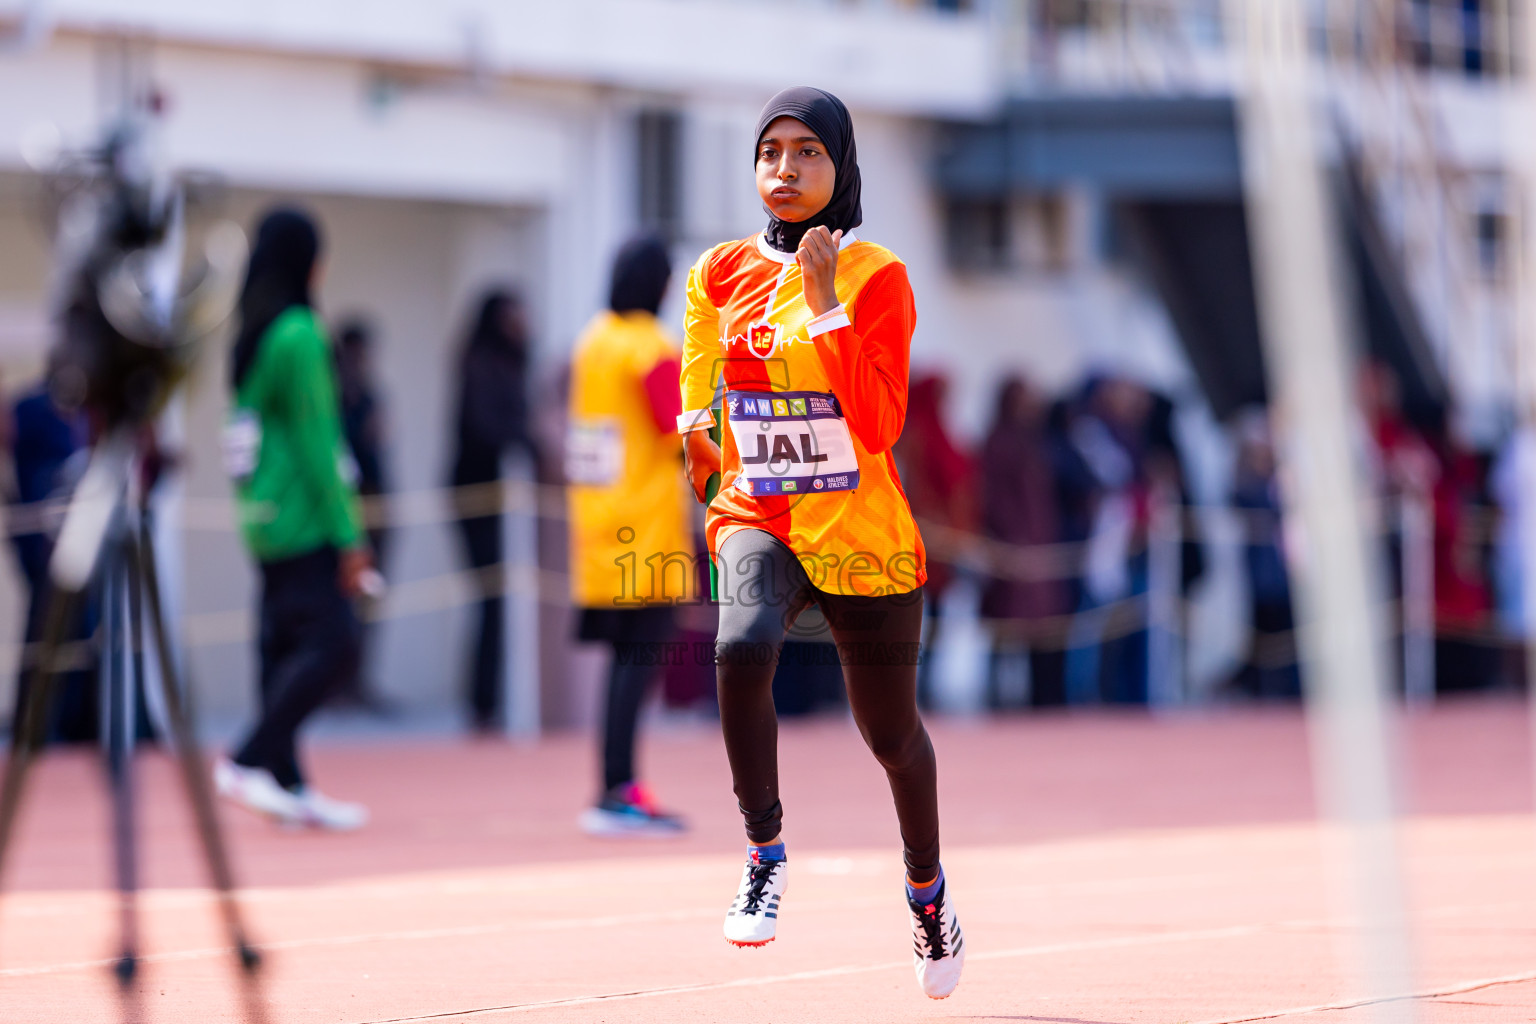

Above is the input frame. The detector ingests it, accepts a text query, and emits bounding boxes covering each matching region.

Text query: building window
[1466,173,1510,281]
[945,198,1012,272]
[945,193,1075,274]
[1020,193,1073,272]
[1403,0,1512,78]
[1473,208,1509,281]
[637,109,682,240]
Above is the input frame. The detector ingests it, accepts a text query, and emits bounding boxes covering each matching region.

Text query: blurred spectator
[1227,409,1299,699]
[567,237,688,835]
[1358,361,1501,692]
[1359,360,1433,694]
[894,373,975,708]
[977,376,1068,708]
[449,288,540,732]
[336,319,390,554]
[1146,393,1206,596]
[1063,375,1153,705]
[1427,424,1497,692]
[332,317,392,710]
[1359,360,1438,503]
[1491,426,1535,687]
[218,207,370,830]
[1045,393,1097,586]
[7,364,95,743]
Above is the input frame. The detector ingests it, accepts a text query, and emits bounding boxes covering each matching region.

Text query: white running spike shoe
[214,758,304,824]
[909,878,965,999]
[292,786,369,831]
[724,850,787,947]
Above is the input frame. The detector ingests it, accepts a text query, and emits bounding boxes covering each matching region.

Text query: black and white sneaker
[579,782,686,838]
[724,850,786,947]
[909,879,965,998]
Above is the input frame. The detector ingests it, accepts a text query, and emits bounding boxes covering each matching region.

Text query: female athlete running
[678,86,964,999]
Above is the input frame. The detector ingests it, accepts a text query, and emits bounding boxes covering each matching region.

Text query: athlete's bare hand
[797,226,842,317]
[338,546,376,599]
[684,429,722,503]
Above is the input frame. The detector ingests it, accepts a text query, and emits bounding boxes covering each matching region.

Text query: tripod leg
[131,522,268,1006]
[0,587,84,884]
[105,551,144,1021]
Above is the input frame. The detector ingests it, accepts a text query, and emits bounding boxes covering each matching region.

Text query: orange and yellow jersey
[678,232,926,597]
[568,311,695,607]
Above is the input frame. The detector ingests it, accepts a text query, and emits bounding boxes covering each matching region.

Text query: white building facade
[0,0,1519,725]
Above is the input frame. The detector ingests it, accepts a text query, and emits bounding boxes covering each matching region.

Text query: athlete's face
[756,117,836,223]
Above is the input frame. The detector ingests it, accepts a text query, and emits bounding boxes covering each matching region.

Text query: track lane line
[0,907,728,978]
[352,923,1293,1022]
[1188,968,1536,1023]
[0,870,1311,977]
[3,893,1525,982]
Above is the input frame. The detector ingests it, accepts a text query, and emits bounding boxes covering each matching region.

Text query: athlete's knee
[715,639,778,670]
[863,719,931,771]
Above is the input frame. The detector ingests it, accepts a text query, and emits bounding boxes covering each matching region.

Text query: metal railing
[0,478,1501,712]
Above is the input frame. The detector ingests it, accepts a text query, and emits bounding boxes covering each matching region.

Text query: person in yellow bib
[568,236,694,836]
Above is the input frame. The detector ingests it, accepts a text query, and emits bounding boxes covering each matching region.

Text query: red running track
[0,697,1533,1023]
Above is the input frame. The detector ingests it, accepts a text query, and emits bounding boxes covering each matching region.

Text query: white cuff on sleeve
[677,407,715,433]
[806,305,851,339]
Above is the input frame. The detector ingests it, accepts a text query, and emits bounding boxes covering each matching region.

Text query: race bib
[566,419,624,486]
[726,390,859,496]
[222,410,261,482]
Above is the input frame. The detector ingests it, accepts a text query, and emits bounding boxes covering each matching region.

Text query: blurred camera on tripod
[31,106,245,594]
[45,115,245,432]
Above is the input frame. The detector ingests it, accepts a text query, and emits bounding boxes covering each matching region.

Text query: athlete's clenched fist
[797,226,842,317]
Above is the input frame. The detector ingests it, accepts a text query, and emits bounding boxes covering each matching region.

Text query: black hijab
[464,289,527,362]
[453,288,531,474]
[608,236,672,315]
[753,86,862,253]
[230,208,321,388]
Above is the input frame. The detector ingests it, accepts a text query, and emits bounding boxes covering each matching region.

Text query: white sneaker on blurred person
[214,757,304,824]
[579,782,686,838]
[292,787,369,831]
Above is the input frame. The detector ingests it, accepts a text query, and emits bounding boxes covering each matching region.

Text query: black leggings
[234,546,360,790]
[579,607,677,793]
[456,513,502,727]
[714,529,938,877]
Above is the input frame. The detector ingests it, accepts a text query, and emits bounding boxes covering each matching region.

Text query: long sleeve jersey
[679,232,927,597]
[230,307,363,562]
